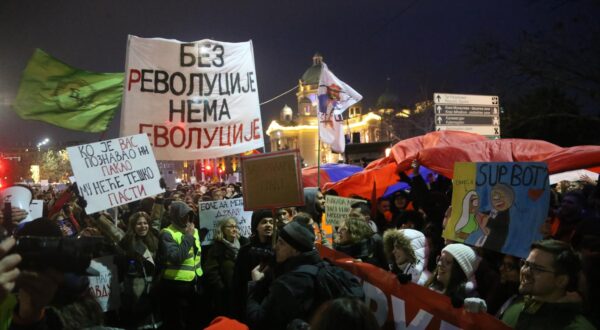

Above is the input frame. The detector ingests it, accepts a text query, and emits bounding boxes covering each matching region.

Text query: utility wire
[260,85,297,106]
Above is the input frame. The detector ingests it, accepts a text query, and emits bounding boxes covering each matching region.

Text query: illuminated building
[266,53,389,166]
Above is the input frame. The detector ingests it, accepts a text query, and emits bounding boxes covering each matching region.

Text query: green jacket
[502,298,596,330]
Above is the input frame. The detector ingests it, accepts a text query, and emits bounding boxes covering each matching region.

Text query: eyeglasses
[520,259,556,275]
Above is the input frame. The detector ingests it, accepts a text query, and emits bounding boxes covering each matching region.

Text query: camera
[248,246,275,264]
[12,236,107,275]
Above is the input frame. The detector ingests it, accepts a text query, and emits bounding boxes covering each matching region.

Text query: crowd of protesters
[0,161,599,330]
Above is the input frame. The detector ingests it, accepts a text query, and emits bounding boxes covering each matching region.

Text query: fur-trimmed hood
[383,228,430,284]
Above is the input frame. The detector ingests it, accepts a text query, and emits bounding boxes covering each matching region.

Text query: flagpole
[317,123,322,189]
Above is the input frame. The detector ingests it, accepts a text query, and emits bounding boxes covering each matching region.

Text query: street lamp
[37,138,50,151]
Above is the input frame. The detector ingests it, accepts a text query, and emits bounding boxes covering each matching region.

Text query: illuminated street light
[37,137,50,151]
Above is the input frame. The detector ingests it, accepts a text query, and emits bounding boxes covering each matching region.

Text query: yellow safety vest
[161,225,203,281]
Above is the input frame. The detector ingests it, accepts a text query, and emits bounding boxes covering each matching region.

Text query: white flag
[317,63,362,153]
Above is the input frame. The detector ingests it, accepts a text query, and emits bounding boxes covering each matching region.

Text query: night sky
[0,0,591,148]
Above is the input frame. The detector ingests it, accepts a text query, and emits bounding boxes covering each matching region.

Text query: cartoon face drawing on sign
[477,184,515,251]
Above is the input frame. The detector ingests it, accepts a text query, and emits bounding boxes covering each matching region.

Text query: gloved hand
[463,297,487,313]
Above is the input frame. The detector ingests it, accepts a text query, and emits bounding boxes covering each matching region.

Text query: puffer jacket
[383,228,431,285]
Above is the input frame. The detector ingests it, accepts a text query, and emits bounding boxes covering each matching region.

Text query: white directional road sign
[434,93,499,106]
[434,93,500,139]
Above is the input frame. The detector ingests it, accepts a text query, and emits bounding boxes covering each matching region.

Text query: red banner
[317,245,510,330]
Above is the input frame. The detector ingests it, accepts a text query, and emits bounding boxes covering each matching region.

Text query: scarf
[221,237,241,259]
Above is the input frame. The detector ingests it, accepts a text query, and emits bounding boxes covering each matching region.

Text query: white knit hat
[442,243,477,279]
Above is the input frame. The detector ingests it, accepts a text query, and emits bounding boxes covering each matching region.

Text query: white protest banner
[325,195,363,226]
[67,134,164,214]
[120,36,264,160]
[199,197,252,245]
[88,256,121,312]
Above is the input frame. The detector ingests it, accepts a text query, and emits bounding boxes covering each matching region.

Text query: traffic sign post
[433,93,500,139]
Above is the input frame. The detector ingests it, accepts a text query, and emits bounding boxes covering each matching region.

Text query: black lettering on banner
[180,43,196,66]
[169,72,187,96]
[204,99,218,122]
[477,163,548,188]
[212,44,224,67]
[154,70,169,94]
[99,141,114,153]
[78,145,94,158]
[187,73,203,96]
[141,69,154,92]
[218,72,230,96]
[169,100,185,122]
[187,99,203,123]
[205,74,217,95]
[138,145,150,156]
[230,73,240,94]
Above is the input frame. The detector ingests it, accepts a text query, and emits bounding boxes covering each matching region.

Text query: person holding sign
[119,211,160,329]
[204,217,249,317]
[231,210,274,320]
[158,201,203,330]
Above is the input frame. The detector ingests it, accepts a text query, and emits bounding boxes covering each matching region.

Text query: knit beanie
[279,221,315,252]
[442,243,477,279]
[251,209,273,235]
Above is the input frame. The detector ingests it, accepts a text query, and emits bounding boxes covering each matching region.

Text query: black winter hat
[251,209,274,235]
[279,221,315,252]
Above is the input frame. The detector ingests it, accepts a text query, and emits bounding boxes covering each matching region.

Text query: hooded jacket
[383,228,431,285]
[297,188,329,246]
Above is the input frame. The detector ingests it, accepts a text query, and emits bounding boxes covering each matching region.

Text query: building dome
[301,53,323,85]
[280,104,293,122]
[376,91,399,110]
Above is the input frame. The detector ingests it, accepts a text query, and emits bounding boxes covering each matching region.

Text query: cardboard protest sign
[67,134,164,214]
[325,195,363,226]
[241,150,304,210]
[121,36,264,160]
[88,256,121,312]
[199,197,253,245]
[444,162,550,258]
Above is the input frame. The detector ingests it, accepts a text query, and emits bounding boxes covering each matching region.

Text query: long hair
[121,211,158,253]
[425,257,468,297]
[213,217,237,242]
[338,215,374,245]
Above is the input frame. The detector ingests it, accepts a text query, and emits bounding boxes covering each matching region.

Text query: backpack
[295,259,365,314]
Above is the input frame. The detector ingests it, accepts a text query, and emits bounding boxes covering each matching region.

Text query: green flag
[13,49,124,133]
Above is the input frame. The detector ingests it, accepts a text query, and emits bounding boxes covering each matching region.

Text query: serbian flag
[317,63,362,153]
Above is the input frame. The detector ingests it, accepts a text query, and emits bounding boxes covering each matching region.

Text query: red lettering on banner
[135,122,262,149]
[252,118,261,140]
[107,185,147,206]
[316,245,510,330]
[128,69,141,91]
[101,160,133,176]
[154,125,169,147]
[204,127,219,148]
[118,136,138,150]
[233,123,243,144]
